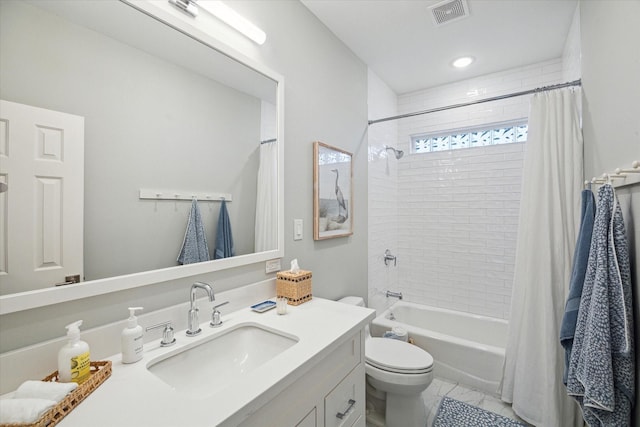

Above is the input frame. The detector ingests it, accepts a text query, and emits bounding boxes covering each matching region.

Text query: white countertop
[57,297,374,427]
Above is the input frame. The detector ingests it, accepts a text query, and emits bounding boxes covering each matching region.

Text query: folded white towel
[14,380,77,402]
[0,398,56,424]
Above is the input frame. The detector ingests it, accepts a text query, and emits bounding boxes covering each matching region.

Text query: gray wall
[0,1,261,284]
[581,1,640,423]
[0,1,368,351]
[232,0,370,299]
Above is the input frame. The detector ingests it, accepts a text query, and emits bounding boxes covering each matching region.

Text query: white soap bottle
[58,320,91,383]
[121,307,144,364]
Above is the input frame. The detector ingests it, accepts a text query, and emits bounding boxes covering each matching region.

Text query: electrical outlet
[265,258,281,273]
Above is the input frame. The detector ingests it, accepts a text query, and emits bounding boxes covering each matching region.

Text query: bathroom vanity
[50,297,374,427]
[0,1,372,424]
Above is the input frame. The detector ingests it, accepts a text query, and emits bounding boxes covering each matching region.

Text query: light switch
[294,219,303,240]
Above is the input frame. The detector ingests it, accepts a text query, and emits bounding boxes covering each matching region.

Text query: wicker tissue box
[276,270,312,306]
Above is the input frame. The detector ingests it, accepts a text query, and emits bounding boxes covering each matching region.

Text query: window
[412,121,528,153]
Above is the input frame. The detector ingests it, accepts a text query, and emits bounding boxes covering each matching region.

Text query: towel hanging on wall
[566,184,635,426]
[214,199,235,259]
[560,189,596,385]
[177,199,210,264]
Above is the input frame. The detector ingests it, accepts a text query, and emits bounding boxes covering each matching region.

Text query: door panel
[0,100,84,293]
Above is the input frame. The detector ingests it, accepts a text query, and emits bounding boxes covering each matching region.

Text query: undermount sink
[147,323,298,398]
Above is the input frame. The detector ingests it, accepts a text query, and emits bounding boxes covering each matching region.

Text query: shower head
[385,146,404,159]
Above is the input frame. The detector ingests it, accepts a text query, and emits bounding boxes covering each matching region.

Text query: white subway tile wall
[394,59,563,319]
[397,143,524,319]
[367,69,400,314]
[368,59,567,319]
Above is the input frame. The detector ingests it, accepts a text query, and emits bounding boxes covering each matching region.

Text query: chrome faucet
[187,282,215,336]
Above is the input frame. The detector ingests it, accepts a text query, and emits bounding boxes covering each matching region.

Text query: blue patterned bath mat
[432,397,527,427]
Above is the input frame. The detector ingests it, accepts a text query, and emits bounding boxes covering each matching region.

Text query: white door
[0,100,84,294]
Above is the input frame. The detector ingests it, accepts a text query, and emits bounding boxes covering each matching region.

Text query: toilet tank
[338,296,365,307]
[337,296,372,339]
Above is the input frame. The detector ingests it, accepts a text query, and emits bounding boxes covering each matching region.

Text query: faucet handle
[384,249,397,266]
[146,321,176,347]
[210,301,229,328]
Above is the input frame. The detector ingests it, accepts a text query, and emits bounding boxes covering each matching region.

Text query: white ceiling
[301,0,579,95]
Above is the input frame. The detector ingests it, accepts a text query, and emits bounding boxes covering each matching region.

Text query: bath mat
[432,397,527,427]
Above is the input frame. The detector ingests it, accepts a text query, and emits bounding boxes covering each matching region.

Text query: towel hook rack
[602,173,626,185]
[615,160,640,175]
[139,189,232,202]
[588,160,639,189]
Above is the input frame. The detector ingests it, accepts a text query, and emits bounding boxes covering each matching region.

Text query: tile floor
[366,377,530,427]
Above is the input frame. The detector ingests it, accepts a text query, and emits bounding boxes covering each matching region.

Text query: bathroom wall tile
[369,61,563,319]
[386,60,563,320]
[367,71,400,308]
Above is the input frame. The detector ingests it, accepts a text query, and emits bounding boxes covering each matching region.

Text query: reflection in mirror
[0,0,280,296]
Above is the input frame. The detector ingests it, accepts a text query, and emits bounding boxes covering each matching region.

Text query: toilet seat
[365,338,433,374]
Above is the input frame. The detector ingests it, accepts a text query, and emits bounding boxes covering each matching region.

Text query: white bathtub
[371,301,508,395]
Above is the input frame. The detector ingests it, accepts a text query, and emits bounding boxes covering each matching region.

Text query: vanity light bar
[169,0,198,17]
[169,0,267,45]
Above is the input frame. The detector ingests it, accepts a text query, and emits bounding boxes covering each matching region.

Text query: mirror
[0,0,283,310]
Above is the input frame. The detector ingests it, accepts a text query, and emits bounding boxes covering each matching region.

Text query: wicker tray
[0,361,112,427]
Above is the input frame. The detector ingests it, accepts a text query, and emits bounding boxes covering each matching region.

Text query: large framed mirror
[0,0,284,313]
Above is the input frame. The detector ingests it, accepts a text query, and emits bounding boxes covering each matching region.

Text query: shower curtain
[501,88,583,426]
[254,141,278,252]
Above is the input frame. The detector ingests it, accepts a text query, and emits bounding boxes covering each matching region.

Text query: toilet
[338,297,433,427]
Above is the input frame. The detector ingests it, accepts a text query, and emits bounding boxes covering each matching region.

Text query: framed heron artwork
[313,141,353,240]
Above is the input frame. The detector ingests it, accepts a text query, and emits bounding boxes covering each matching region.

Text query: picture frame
[313,141,353,240]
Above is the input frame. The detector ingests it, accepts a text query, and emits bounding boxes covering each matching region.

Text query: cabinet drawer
[324,364,365,427]
[234,329,364,427]
[296,407,317,427]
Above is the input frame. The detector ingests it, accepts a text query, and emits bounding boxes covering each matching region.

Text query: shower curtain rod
[368,79,582,125]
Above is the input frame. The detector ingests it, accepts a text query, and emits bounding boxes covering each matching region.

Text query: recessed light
[452,56,474,68]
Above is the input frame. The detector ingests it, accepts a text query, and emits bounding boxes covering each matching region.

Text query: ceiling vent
[428,0,470,26]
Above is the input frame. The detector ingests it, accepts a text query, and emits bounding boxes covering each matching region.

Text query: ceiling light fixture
[452,56,474,68]
[197,1,267,45]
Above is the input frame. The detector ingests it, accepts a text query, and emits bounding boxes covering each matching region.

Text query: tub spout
[386,290,403,300]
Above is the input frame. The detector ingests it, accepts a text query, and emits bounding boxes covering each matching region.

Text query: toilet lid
[366,338,433,374]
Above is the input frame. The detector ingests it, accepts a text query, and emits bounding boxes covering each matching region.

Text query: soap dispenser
[121,307,144,364]
[58,320,91,384]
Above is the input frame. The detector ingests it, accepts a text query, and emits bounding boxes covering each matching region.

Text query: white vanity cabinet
[235,329,366,427]
[17,297,375,427]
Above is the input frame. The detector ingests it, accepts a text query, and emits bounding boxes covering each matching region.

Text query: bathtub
[371,301,508,395]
